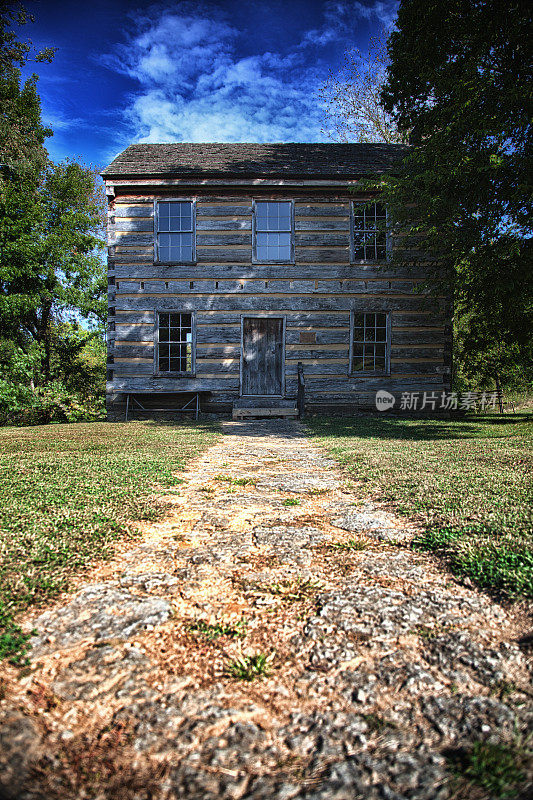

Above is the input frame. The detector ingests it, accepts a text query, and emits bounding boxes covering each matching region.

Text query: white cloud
[300,1,398,49]
[104,1,397,144]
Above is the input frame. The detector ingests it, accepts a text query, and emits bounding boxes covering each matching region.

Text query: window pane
[364,324,376,342]
[255,202,292,256]
[364,351,375,370]
[353,201,387,261]
[353,213,365,230]
[352,313,388,372]
[159,232,193,262]
[158,312,193,372]
[159,202,193,232]
[257,230,291,260]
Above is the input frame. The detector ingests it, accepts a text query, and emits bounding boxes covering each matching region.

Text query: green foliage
[282,498,300,506]
[0,611,32,664]
[0,1,53,180]
[447,740,528,798]
[454,312,533,393]
[0,4,106,392]
[0,159,106,346]
[378,0,532,383]
[225,653,272,681]
[309,414,533,599]
[0,379,105,426]
[0,420,219,661]
[0,328,106,426]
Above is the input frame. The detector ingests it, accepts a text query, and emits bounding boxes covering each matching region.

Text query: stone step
[232,407,299,420]
[233,397,296,408]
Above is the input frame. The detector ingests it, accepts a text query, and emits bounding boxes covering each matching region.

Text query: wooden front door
[241,317,284,396]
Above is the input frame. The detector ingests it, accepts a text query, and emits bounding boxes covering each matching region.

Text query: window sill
[252,259,295,265]
[349,259,391,265]
[349,371,390,378]
[154,261,197,267]
[153,372,196,378]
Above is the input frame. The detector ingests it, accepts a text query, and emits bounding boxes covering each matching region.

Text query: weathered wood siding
[106,190,451,413]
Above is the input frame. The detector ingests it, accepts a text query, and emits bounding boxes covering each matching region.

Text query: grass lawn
[0,420,218,662]
[308,414,533,600]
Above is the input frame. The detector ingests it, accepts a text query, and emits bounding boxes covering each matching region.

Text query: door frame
[239,314,286,397]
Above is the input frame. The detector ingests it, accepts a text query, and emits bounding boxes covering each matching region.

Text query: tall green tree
[0,2,106,383]
[379,0,532,387]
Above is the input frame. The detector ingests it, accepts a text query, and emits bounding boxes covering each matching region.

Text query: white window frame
[154,198,196,265]
[349,311,391,376]
[252,199,295,264]
[154,310,196,377]
[350,200,390,263]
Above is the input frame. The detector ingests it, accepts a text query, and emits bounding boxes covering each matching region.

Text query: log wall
[106,187,452,415]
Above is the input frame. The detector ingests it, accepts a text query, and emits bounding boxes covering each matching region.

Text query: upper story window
[253,201,294,263]
[351,201,388,262]
[156,200,196,264]
[350,312,390,374]
[155,311,195,375]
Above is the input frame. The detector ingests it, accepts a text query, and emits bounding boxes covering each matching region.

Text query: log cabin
[101,143,452,419]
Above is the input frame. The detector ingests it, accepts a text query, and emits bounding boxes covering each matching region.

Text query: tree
[0,1,54,177]
[378,0,532,387]
[320,31,405,143]
[0,2,106,384]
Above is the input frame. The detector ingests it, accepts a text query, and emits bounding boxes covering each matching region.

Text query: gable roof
[101,142,407,179]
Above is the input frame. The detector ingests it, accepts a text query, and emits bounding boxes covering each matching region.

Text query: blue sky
[23,0,398,169]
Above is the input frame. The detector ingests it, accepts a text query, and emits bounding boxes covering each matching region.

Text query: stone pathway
[1,420,531,799]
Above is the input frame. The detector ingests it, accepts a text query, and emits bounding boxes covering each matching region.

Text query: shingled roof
[101,142,407,179]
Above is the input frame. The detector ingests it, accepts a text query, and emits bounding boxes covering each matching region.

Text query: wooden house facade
[101,143,451,418]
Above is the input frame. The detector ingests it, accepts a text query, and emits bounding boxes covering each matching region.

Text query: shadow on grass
[308,413,532,442]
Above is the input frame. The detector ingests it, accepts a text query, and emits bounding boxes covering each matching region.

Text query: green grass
[447,740,529,798]
[214,474,257,486]
[330,538,368,551]
[0,420,218,662]
[188,619,246,640]
[224,653,273,681]
[308,415,533,599]
[247,577,322,603]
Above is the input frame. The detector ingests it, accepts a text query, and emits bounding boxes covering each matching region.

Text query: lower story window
[351,312,389,373]
[156,312,194,374]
